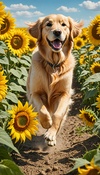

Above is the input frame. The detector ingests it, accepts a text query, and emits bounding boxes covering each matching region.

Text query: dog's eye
[61,23,66,27]
[46,22,52,27]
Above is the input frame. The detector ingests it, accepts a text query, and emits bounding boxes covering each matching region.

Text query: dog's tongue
[52,40,62,49]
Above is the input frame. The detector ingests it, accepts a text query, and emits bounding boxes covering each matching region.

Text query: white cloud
[79,1,100,10]
[12,11,44,18]
[57,6,78,12]
[5,3,36,11]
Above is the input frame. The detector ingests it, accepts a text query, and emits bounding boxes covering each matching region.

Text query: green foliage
[0,159,24,175]
[0,127,18,153]
[71,27,100,173]
[70,148,100,173]
[74,43,100,117]
[0,40,30,175]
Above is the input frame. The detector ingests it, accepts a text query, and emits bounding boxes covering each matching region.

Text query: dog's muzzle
[47,38,66,52]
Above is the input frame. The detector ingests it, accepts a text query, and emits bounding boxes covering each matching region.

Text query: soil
[12,80,100,175]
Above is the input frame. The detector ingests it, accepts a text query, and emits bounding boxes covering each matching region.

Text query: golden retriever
[27,14,83,146]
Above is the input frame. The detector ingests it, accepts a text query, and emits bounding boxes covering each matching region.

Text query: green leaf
[9,69,22,78]
[21,55,31,63]
[6,92,18,103]
[20,67,28,77]
[0,46,5,54]
[19,59,30,66]
[9,83,26,92]
[83,149,97,162]
[80,70,90,77]
[0,164,12,175]
[83,73,100,86]
[18,79,26,86]
[0,127,18,153]
[94,57,100,62]
[94,150,100,167]
[69,158,90,173]
[0,110,8,119]
[93,119,100,134]
[0,159,24,175]
[83,88,98,102]
[0,41,7,48]
[0,56,9,65]
[10,57,19,64]
[0,146,12,161]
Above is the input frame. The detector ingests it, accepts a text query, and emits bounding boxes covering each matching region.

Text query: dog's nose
[53,30,62,37]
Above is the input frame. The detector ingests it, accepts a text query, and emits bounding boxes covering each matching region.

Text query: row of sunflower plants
[70,15,100,174]
[0,2,38,175]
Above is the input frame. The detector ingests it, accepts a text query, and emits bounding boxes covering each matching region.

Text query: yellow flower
[79,55,85,65]
[28,35,37,52]
[0,2,6,24]
[90,62,100,74]
[17,27,37,52]
[80,28,88,43]
[79,108,97,127]
[8,101,38,143]
[0,71,8,101]
[78,159,100,175]
[97,23,100,35]
[96,95,100,110]
[88,15,100,46]
[0,12,16,40]
[74,37,85,50]
[7,28,29,57]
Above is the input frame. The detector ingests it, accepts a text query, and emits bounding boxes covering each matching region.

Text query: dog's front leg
[29,93,52,129]
[44,92,71,145]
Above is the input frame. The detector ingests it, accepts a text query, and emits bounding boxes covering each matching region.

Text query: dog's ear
[27,17,44,41]
[68,17,84,41]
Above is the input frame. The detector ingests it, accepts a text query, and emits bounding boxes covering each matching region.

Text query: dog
[27,14,83,146]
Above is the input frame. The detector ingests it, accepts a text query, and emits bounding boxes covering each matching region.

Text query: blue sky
[2,0,100,27]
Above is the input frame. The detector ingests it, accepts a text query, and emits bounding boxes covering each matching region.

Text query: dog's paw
[39,106,52,129]
[44,127,57,146]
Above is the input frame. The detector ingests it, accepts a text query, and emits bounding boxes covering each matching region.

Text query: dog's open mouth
[47,38,65,51]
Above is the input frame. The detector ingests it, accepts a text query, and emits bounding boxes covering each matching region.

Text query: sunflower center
[87,168,100,175]
[29,40,36,49]
[76,41,82,46]
[14,112,30,131]
[11,35,23,49]
[85,113,95,123]
[0,18,10,34]
[81,35,87,40]
[93,65,100,73]
[92,23,100,40]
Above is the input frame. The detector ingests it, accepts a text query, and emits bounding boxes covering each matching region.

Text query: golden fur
[27,14,83,146]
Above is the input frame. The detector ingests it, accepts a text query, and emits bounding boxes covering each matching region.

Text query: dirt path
[12,82,100,175]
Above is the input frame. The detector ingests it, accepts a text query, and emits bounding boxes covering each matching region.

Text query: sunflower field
[0,2,38,175]
[0,1,100,175]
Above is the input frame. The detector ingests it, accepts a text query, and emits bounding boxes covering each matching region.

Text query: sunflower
[97,23,100,35]
[7,28,29,57]
[88,15,100,46]
[8,101,38,143]
[17,28,37,52]
[79,108,97,127]
[96,95,100,110]
[0,2,6,25]
[0,71,8,101]
[28,35,37,52]
[80,28,88,43]
[90,62,100,74]
[88,44,95,51]
[0,12,16,40]
[78,159,100,175]
[74,37,85,50]
[79,54,85,65]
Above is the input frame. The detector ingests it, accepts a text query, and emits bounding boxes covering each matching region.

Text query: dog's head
[28,14,83,53]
